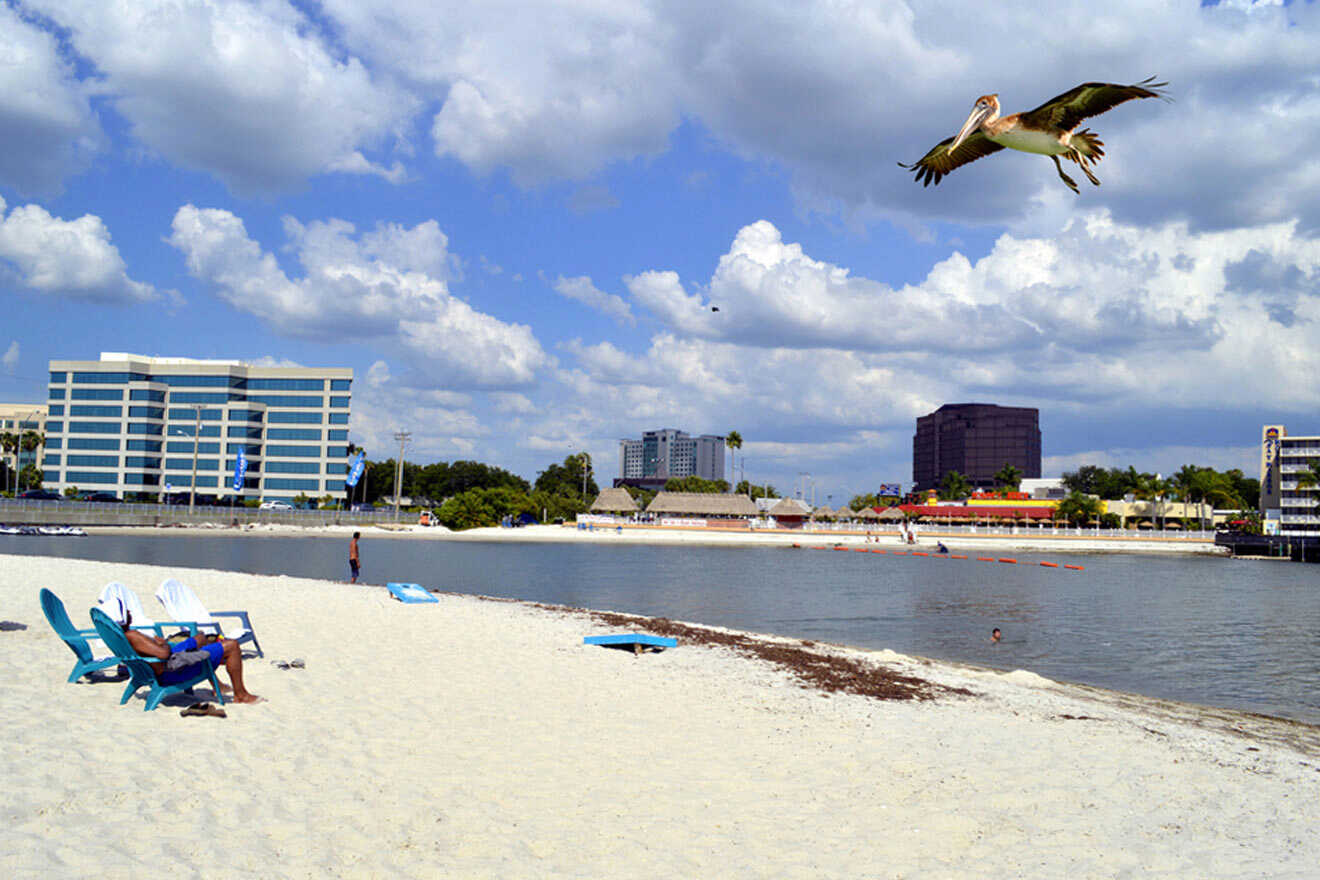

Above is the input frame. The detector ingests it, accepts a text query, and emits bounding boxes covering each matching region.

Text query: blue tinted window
[168,407,222,420]
[124,473,160,485]
[129,388,167,401]
[267,411,321,424]
[70,437,119,450]
[326,446,348,457]
[226,443,262,455]
[167,392,229,405]
[328,430,347,441]
[127,423,162,435]
[48,387,65,400]
[324,480,346,492]
[228,426,263,438]
[165,441,219,454]
[46,421,64,433]
[70,405,122,417]
[45,437,63,449]
[267,428,320,441]
[164,458,219,471]
[67,422,118,434]
[247,395,322,408]
[329,413,348,424]
[50,371,66,383]
[266,461,320,473]
[168,425,221,437]
[72,371,142,383]
[265,445,320,457]
[246,378,324,391]
[156,375,236,387]
[225,459,260,473]
[128,406,164,419]
[166,474,218,487]
[67,455,119,467]
[228,410,264,422]
[325,462,347,474]
[330,379,351,391]
[264,478,319,491]
[65,471,117,484]
[71,388,124,400]
[44,454,61,466]
[124,456,161,468]
[125,439,161,451]
[330,396,350,408]
[48,404,64,416]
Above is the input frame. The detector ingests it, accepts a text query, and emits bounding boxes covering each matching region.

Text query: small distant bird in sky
[899,78,1168,193]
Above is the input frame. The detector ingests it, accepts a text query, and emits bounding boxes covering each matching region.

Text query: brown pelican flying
[899,78,1168,193]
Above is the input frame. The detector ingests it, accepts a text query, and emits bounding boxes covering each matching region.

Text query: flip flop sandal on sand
[290,658,305,668]
[180,703,228,718]
[273,660,291,669]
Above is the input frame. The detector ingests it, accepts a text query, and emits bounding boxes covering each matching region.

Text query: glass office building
[44,353,352,501]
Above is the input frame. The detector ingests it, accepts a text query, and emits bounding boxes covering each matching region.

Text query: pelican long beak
[948,106,991,153]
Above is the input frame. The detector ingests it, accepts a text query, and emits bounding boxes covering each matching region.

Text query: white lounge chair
[155,578,264,657]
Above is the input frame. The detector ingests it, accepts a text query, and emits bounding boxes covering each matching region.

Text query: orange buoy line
[997,558,1017,564]
[1040,561,1059,568]
[1064,564,1085,570]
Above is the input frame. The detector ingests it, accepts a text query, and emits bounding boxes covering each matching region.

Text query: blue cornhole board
[584,633,677,649]
[386,582,438,604]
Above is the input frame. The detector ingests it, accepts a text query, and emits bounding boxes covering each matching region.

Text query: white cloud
[168,205,550,388]
[28,0,416,193]
[0,198,164,302]
[2,341,18,373]
[0,4,100,194]
[551,275,635,326]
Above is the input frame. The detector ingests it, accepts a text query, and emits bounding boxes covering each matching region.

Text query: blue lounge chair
[40,588,123,683]
[386,582,439,604]
[89,606,226,712]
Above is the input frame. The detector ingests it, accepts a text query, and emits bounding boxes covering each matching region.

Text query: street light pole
[392,430,410,521]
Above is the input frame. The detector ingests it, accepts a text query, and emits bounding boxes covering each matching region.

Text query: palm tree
[993,463,1023,495]
[1294,458,1320,521]
[1055,491,1103,526]
[938,470,972,502]
[19,430,44,491]
[725,431,743,493]
[0,431,18,494]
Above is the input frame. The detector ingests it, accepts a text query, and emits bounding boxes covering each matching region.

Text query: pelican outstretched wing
[1022,77,1168,132]
[898,130,1004,187]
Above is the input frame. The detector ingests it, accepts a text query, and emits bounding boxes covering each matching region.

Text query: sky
[2,0,1317,503]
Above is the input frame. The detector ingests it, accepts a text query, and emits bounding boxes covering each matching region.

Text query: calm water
[11,534,1319,724]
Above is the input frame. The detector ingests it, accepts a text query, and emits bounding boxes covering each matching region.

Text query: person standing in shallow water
[991,628,1002,643]
[349,531,361,583]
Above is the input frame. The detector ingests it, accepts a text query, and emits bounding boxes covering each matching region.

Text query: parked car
[351,503,377,512]
[18,489,61,500]
[259,500,294,510]
[77,491,121,503]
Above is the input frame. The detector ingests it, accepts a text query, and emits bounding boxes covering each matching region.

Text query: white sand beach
[7,553,1315,878]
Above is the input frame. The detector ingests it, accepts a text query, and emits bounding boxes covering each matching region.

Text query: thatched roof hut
[768,497,812,518]
[853,506,881,521]
[811,505,836,520]
[644,492,760,517]
[877,507,905,521]
[590,487,639,513]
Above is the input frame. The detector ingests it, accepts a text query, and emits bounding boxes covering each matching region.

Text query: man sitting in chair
[119,607,262,704]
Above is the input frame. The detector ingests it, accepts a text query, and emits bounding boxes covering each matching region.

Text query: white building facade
[619,428,725,482]
[1260,424,1320,536]
[44,353,352,501]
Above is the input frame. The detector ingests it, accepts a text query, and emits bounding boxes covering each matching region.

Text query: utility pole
[392,431,410,521]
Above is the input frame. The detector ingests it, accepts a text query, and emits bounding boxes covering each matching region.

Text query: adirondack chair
[97,582,158,629]
[88,606,226,711]
[155,578,263,657]
[40,588,123,683]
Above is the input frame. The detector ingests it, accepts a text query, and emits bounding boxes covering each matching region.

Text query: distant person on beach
[937,541,949,554]
[991,628,1002,643]
[349,531,361,584]
[121,610,262,703]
